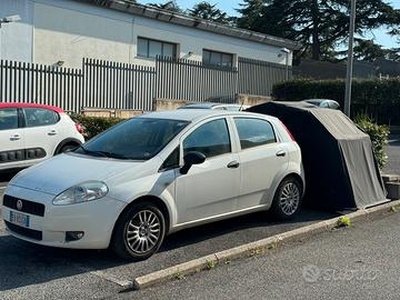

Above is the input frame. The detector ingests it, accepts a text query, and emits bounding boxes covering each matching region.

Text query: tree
[147,1,183,13]
[189,1,230,24]
[236,0,400,61]
[236,0,265,29]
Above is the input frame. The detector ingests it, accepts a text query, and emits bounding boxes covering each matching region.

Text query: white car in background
[0,103,85,172]
[2,109,304,260]
[179,102,249,111]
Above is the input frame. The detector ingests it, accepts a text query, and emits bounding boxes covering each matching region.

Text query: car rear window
[234,118,276,149]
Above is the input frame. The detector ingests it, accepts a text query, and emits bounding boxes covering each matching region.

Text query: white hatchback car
[2,109,304,260]
[0,103,85,172]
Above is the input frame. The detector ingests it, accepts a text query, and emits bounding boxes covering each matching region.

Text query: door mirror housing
[180,151,206,175]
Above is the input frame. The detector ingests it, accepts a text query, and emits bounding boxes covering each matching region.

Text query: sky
[142,0,400,50]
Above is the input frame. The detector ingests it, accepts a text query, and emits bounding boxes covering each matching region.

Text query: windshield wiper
[76,145,130,159]
[76,145,108,158]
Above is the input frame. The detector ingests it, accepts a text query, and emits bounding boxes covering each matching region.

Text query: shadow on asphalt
[161,208,337,251]
[0,207,338,291]
[0,169,23,185]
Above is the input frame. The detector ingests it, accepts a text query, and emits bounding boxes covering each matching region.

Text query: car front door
[233,117,289,209]
[0,108,25,170]
[175,118,240,224]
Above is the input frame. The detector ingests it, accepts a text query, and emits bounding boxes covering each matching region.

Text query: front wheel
[111,202,166,261]
[270,177,302,221]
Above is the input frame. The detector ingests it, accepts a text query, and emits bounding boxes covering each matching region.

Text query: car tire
[111,202,166,261]
[270,177,302,221]
[58,144,78,154]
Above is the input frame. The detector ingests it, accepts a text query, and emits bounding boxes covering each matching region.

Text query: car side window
[0,108,19,130]
[160,146,180,171]
[183,119,231,158]
[23,108,59,127]
[234,118,276,150]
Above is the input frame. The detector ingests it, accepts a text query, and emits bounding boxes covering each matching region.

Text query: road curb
[133,199,400,290]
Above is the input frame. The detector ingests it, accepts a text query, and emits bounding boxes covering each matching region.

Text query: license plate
[10,211,30,228]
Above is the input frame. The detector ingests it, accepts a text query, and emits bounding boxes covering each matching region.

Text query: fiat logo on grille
[16,200,23,211]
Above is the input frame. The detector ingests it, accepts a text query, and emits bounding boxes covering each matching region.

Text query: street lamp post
[344,0,356,117]
[280,48,290,81]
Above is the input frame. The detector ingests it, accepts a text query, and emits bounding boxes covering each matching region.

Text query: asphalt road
[0,135,398,299]
[0,188,336,299]
[127,210,400,300]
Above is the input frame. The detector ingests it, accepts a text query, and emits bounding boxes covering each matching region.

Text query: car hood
[8,153,158,195]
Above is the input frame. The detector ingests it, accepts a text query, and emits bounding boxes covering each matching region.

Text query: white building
[0,0,300,69]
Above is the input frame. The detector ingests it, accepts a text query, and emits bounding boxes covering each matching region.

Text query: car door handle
[227,161,240,169]
[276,150,286,157]
[10,134,21,141]
[48,129,57,136]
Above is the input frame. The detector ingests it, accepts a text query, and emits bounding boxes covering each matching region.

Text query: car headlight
[53,181,108,205]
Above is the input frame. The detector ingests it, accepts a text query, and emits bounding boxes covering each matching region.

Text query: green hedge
[272,78,400,124]
[71,114,124,140]
[354,114,389,170]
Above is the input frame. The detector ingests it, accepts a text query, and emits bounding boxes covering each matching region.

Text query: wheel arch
[54,138,82,154]
[283,172,305,197]
[111,195,171,240]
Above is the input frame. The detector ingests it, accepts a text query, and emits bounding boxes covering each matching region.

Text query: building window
[203,49,233,67]
[137,37,177,59]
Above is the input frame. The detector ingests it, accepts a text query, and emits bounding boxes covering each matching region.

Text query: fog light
[65,231,84,242]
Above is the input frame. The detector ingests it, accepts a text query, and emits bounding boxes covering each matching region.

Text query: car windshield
[76,117,189,160]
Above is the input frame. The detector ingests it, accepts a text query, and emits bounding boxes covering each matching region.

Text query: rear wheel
[270,177,302,220]
[111,202,166,261]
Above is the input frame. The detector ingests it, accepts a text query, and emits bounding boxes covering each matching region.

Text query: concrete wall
[0,0,33,62]
[0,0,292,69]
[33,0,134,68]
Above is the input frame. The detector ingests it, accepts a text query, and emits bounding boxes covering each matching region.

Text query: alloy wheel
[126,209,161,254]
[279,182,300,216]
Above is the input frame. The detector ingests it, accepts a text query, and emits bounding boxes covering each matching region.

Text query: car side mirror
[180,151,206,175]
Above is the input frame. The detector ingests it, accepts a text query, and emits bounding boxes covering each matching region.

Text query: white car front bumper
[2,184,126,249]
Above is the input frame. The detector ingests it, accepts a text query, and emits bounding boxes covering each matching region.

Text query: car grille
[4,220,43,241]
[3,195,45,217]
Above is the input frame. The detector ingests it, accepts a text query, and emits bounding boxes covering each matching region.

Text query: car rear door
[174,117,240,224]
[21,107,63,161]
[0,108,25,170]
[233,117,289,209]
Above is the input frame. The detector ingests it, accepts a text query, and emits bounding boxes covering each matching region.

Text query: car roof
[303,99,336,103]
[179,102,243,109]
[0,102,64,113]
[141,108,277,123]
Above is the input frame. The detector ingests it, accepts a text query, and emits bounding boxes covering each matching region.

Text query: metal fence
[1,56,288,112]
[83,58,155,111]
[156,57,238,103]
[0,60,83,112]
[238,57,290,96]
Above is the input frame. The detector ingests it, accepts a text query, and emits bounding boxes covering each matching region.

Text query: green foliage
[148,1,183,13]
[354,114,389,170]
[206,260,216,270]
[236,0,400,61]
[71,114,124,140]
[337,216,351,227]
[189,1,231,24]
